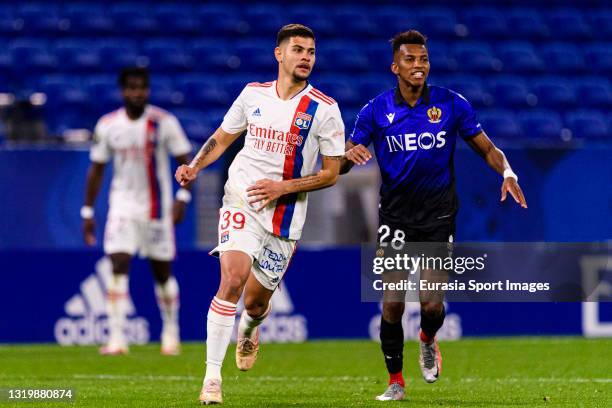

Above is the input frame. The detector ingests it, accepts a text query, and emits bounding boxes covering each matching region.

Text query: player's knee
[382,302,405,323]
[218,271,248,300]
[244,299,268,318]
[421,302,444,317]
[110,254,130,275]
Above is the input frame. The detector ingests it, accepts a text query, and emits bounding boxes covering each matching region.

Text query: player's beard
[292,66,311,82]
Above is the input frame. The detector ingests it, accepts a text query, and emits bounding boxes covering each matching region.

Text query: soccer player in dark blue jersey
[341,30,527,401]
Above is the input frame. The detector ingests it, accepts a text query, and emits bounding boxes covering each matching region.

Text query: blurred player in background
[81,67,192,356]
[175,24,345,405]
[341,30,527,401]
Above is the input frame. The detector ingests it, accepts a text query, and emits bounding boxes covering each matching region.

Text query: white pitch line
[72,374,612,384]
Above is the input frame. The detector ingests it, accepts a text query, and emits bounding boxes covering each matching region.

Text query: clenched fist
[175,165,198,187]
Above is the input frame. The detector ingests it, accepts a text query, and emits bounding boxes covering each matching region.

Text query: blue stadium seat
[531,77,576,109]
[243,5,285,36]
[574,77,612,108]
[38,74,87,107]
[287,7,335,37]
[18,4,65,35]
[84,75,122,117]
[195,4,244,36]
[565,110,608,140]
[372,6,418,39]
[546,8,592,40]
[64,4,114,35]
[142,40,193,72]
[541,43,586,74]
[152,4,199,36]
[588,9,612,40]
[109,3,158,36]
[461,7,508,40]
[331,7,378,38]
[0,9,21,36]
[174,108,213,141]
[505,8,549,40]
[487,75,534,108]
[518,109,563,140]
[317,41,370,74]
[98,41,142,71]
[443,75,491,108]
[177,74,230,108]
[9,39,58,74]
[477,109,522,140]
[53,41,102,73]
[235,40,276,74]
[497,42,545,74]
[417,7,459,39]
[356,74,396,101]
[314,75,360,107]
[220,75,255,101]
[451,41,501,73]
[342,108,360,131]
[427,42,457,74]
[149,76,183,108]
[190,40,239,73]
[584,43,612,75]
[363,41,394,74]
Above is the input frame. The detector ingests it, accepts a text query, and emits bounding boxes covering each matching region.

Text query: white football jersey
[90,105,191,220]
[220,81,345,240]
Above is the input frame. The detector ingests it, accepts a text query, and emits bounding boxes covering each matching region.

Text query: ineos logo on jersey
[385,131,447,152]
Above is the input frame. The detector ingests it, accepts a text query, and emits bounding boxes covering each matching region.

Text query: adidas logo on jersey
[54,256,150,346]
[233,282,307,342]
[252,108,261,117]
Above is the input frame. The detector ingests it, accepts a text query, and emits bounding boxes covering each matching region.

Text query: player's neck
[398,81,423,107]
[125,106,146,120]
[275,76,308,100]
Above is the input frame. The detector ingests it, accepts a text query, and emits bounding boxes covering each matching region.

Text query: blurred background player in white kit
[81,67,192,356]
[175,24,345,405]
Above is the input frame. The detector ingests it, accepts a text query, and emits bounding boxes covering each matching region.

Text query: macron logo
[385,112,395,124]
[252,108,261,117]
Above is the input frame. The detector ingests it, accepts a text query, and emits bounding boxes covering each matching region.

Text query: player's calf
[235,303,270,371]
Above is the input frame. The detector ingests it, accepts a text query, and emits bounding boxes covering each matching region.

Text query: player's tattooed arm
[466,131,527,208]
[341,140,372,174]
[247,155,341,212]
[175,127,243,187]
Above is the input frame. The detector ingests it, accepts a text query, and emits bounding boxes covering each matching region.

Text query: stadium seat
[546,8,592,40]
[315,75,361,107]
[461,7,508,40]
[98,41,143,71]
[417,7,459,39]
[541,43,586,74]
[190,40,239,73]
[531,77,576,109]
[450,41,501,73]
[152,4,199,36]
[477,109,522,140]
[243,5,285,36]
[38,74,88,107]
[331,7,378,38]
[287,7,335,37]
[444,75,491,108]
[565,110,609,140]
[53,41,102,73]
[518,109,564,140]
[177,74,230,108]
[64,4,114,35]
[174,108,213,141]
[317,41,370,74]
[9,39,58,74]
[149,76,183,108]
[235,40,276,75]
[573,77,612,108]
[356,74,396,101]
[18,4,65,35]
[487,75,534,108]
[426,42,457,74]
[497,42,545,74]
[142,40,194,73]
[195,4,244,36]
[584,43,612,75]
[587,9,612,40]
[83,75,122,117]
[505,8,549,40]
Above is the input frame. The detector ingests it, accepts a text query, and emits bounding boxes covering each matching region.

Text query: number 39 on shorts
[220,209,246,231]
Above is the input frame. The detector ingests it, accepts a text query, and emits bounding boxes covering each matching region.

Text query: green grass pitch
[0,338,610,407]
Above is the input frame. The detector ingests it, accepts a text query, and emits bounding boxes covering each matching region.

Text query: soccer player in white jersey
[82,67,192,356]
[175,24,345,405]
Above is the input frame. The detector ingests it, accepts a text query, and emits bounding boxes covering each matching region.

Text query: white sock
[155,276,180,338]
[106,274,129,345]
[204,296,237,382]
[237,302,271,339]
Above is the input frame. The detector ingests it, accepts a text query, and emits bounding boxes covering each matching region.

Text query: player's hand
[501,178,527,208]
[344,144,372,165]
[172,200,187,224]
[83,218,96,246]
[246,179,288,212]
[175,165,198,187]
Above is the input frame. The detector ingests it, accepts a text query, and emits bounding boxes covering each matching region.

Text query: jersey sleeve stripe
[309,88,336,105]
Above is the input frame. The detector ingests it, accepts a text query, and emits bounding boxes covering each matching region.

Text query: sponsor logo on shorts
[220,231,229,243]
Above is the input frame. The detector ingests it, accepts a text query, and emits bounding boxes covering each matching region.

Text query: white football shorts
[103,215,175,261]
[210,206,297,291]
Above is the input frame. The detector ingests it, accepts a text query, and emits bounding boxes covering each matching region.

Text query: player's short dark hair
[117,67,149,89]
[276,24,315,46]
[390,30,427,54]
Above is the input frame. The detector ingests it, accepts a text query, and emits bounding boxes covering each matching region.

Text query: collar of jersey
[393,82,430,107]
[273,80,311,101]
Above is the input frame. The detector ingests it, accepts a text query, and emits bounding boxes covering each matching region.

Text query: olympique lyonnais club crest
[294,112,312,130]
[427,106,442,123]
[221,231,229,243]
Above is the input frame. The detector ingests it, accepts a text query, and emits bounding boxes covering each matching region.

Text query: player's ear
[391,61,399,75]
[274,46,282,63]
